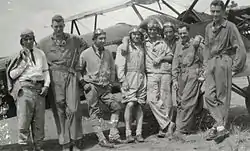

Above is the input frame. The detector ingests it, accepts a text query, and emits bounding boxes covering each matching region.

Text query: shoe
[125,135,135,143]
[214,129,230,144]
[98,139,114,148]
[205,128,217,141]
[109,138,127,144]
[135,135,144,143]
[170,132,185,143]
[157,130,166,138]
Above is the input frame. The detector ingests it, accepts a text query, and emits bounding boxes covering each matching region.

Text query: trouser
[16,81,45,146]
[204,55,232,128]
[147,73,172,130]
[160,74,173,120]
[50,70,82,145]
[176,67,202,133]
[84,84,122,141]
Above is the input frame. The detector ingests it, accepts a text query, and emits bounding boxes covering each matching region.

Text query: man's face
[210,5,224,23]
[148,27,158,39]
[163,27,175,41]
[94,34,106,48]
[51,21,65,36]
[131,32,142,44]
[178,27,189,43]
[22,36,34,50]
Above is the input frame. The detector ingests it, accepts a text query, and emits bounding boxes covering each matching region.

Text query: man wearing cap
[38,15,88,151]
[115,27,146,143]
[144,20,175,138]
[172,24,204,139]
[7,29,50,151]
[79,28,124,148]
[204,0,246,142]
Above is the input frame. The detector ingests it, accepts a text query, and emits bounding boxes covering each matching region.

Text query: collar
[145,37,162,45]
[212,19,227,28]
[51,33,70,41]
[92,44,105,58]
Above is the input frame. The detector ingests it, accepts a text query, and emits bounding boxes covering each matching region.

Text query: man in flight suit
[204,0,246,142]
[38,15,88,151]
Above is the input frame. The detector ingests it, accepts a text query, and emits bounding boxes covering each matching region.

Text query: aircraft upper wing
[65,0,134,22]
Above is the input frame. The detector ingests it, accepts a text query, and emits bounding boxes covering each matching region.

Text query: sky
[0,0,250,57]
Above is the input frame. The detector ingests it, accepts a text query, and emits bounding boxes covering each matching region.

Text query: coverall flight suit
[172,38,204,133]
[38,33,88,145]
[204,20,246,128]
[116,42,147,136]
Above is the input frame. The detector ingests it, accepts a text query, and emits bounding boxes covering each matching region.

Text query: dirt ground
[1,77,250,151]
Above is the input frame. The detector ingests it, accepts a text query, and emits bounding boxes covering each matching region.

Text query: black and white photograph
[0,0,250,150]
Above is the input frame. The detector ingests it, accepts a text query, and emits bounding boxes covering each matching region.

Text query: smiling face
[94,34,106,48]
[130,31,142,44]
[178,26,189,44]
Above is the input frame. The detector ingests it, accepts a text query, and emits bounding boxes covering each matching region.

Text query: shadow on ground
[1,104,250,151]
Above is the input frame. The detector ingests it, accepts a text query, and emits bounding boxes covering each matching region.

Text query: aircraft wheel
[243,86,250,115]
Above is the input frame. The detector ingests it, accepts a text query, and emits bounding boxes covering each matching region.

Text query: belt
[24,79,44,84]
[180,64,199,73]
[50,65,76,74]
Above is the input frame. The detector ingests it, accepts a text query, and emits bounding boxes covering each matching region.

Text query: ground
[0,77,250,151]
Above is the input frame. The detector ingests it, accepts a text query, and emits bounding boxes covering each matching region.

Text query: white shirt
[9,47,50,87]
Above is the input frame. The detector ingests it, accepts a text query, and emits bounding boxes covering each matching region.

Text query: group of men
[5,0,247,151]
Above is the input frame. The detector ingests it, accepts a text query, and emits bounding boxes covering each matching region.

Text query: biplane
[0,0,250,146]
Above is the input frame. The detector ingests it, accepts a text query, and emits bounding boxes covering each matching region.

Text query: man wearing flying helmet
[38,15,88,151]
[115,27,146,143]
[7,29,50,151]
[145,19,175,138]
[79,28,124,148]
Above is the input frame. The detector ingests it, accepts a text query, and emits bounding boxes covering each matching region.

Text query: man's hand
[153,57,162,66]
[193,35,203,48]
[122,80,129,91]
[198,76,205,82]
[173,81,179,90]
[80,79,91,93]
[84,84,92,93]
[40,86,49,97]
[121,36,130,56]
[122,36,129,44]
